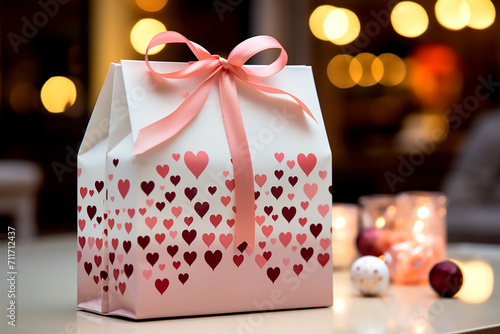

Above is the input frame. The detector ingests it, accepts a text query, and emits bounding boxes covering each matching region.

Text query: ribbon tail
[132,73,218,155]
[218,71,256,249]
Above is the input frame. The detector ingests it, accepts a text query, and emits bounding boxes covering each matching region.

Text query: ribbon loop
[133,32,316,247]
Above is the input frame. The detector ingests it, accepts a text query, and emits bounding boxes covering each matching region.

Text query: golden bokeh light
[309,5,336,41]
[333,217,346,229]
[135,0,167,12]
[327,54,357,89]
[10,83,36,113]
[130,18,167,55]
[324,8,349,41]
[375,217,386,229]
[351,53,378,87]
[40,76,77,114]
[373,53,406,86]
[329,9,360,45]
[455,260,494,303]
[391,1,429,38]
[435,0,469,30]
[466,0,495,29]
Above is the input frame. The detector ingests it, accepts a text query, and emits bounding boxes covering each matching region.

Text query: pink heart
[78,219,86,231]
[125,222,132,234]
[202,233,215,247]
[283,258,290,266]
[274,152,284,163]
[163,219,173,230]
[145,217,157,230]
[255,254,267,269]
[116,223,122,231]
[318,204,330,218]
[171,206,182,218]
[303,183,318,201]
[286,160,295,169]
[320,238,331,250]
[262,225,273,238]
[254,174,267,188]
[287,193,294,200]
[180,91,190,98]
[169,230,178,239]
[301,201,309,210]
[184,151,209,180]
[245,245,253,256]
[296,233,307,245]
[318,170,327,180]
[77,168,82,177]
[146,199,154,207]
[143,270,152,280]
[270,238,277,245]
[219,233,233,249]
[255,215,265,226]
[279,232,292,247]
[297,153,317,177]
[223,171,229,177]
[220,196,231,207]
[117,254,123,265]
[159,264,166,271]
[108,174,113,181]
[172,153,181,161]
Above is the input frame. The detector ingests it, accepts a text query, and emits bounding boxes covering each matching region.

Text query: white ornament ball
[350,255,390,296]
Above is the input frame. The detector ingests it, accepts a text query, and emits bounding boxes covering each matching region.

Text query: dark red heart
[113,159,119,167]
[109,252,115,264]
[183,251,197,266]
[301,247,314,262]
[288,176,298,187]
[208,186,217,195]
[137,236,150,250]
[233,254,244,267]
[271,186,283,200]
[87,205,97,220]
[182,229,197,245]
[254,191,260,200]
[194,202,209,218]
[205,250,223,271]
[263,251,272,261]
[165,192,176,203]
[264,206,273,216]
[184,187,198,201]
[95,180,104,193]
[78,236,86,249]
[146,253,159,267]
[178,273,189,285]
[123,240,131,253]
[267,267,280,283]
[282,206,297,223]
[84,262,92,275]
[167,245,179,257]
[170,175,181,186]
[124,264,134,278]
[274,170,284,180]
[293,264,303,276]
[141,181,155,196]
[156,202,165,212]
[310,223,323,238]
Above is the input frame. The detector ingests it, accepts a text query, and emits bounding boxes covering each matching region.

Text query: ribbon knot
[132,31,316,248]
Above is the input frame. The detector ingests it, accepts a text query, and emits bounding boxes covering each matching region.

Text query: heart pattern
[78,151,331,298]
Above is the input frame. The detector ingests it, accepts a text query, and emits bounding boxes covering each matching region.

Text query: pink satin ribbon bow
[132,31,316,248]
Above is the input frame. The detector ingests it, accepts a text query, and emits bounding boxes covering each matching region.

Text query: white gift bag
[77,32,332,319]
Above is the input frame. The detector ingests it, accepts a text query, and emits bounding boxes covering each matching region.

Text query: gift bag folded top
[77,31,332,319]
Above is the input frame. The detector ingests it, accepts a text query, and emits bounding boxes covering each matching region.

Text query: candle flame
[333,217,346,229]
[417,206,430,219]
[375,217,386,228]
[414,220,424,233]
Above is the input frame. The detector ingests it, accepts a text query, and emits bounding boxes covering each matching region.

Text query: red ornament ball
[355,228,391,257]
[429,260,464,298]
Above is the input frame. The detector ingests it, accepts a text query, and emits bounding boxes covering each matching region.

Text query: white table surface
[1,234,499,334]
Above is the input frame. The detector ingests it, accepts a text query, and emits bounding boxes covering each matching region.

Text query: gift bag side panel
[77,64,117,313]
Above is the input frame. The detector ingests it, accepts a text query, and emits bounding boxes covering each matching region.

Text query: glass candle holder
[358,194,397,231]
[331,203,359,269]
[387,191,447,284]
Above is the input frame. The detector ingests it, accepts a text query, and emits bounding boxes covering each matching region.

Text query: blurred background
[0,0,499,241]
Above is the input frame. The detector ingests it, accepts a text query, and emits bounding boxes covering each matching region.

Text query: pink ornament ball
[429,260,463,298]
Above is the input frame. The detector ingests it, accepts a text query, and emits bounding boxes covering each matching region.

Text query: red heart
[78,236,86,249]
[156,164,169,179]
[184,216,194,226]
[210,214,222,228]
[202,233,215,247]
[298,217,308,227]
[155,278,169,295]
[155,233,166,244]
[293,264,303,276]
[221,196,231,207]
[317,253,330,267]
[227,219,235,228]
[118,179,130,199]
[172,153,180,161]
[163,219,174,230]
[279,232,292,247]
[233,254,244,267]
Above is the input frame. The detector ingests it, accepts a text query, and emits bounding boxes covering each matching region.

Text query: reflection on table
[0,235,498,334]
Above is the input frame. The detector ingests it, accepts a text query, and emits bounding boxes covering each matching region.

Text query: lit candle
[331,204,359,268]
